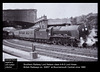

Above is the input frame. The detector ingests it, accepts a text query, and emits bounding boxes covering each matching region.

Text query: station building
[3,9,37,28]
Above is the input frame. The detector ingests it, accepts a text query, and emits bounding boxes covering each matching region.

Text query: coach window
[29,31,31,34]
[31,31,33,34]
[21,31,23,34]
[26,31,28,34]
[19,31,20,34]
[19,31,22,34]
[30,31,31,34]
[23,31,25,34]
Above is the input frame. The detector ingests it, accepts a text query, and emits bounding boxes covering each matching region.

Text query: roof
[3,9,37,11]
[17,27,39,31]
[60,25,80,31]
[38,29,47,31]
[53,26,61,31]
[48,18,71,25]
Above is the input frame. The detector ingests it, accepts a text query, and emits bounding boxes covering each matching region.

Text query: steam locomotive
[13,24,89,47]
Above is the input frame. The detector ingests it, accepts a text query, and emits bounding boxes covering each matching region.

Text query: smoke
[86,28,97,47]
[86,36,96,46]
[88,28,97,37]
[78,28,97,47]
[78,37,85,47]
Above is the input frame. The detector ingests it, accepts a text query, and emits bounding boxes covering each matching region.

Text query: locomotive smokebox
[3,9,37,23]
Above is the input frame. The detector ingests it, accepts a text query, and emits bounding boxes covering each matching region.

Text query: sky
[3,3,98,19]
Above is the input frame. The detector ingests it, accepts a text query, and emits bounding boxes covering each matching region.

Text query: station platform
[3,45,66,61]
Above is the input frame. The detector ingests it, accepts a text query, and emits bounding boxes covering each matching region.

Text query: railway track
[3,39,98,61]
[5,39,97,57]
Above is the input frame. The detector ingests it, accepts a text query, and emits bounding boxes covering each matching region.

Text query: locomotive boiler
[13,24,89,47]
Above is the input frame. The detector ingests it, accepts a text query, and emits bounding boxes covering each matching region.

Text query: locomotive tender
[13,24,89,47]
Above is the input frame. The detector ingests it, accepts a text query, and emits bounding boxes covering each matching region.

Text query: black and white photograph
[2,3,98,68]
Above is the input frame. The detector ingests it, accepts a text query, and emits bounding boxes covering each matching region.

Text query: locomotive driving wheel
[52,38,57,45]
[69,43,73,47]
[64,43,68,46]
[57,39,62,45]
